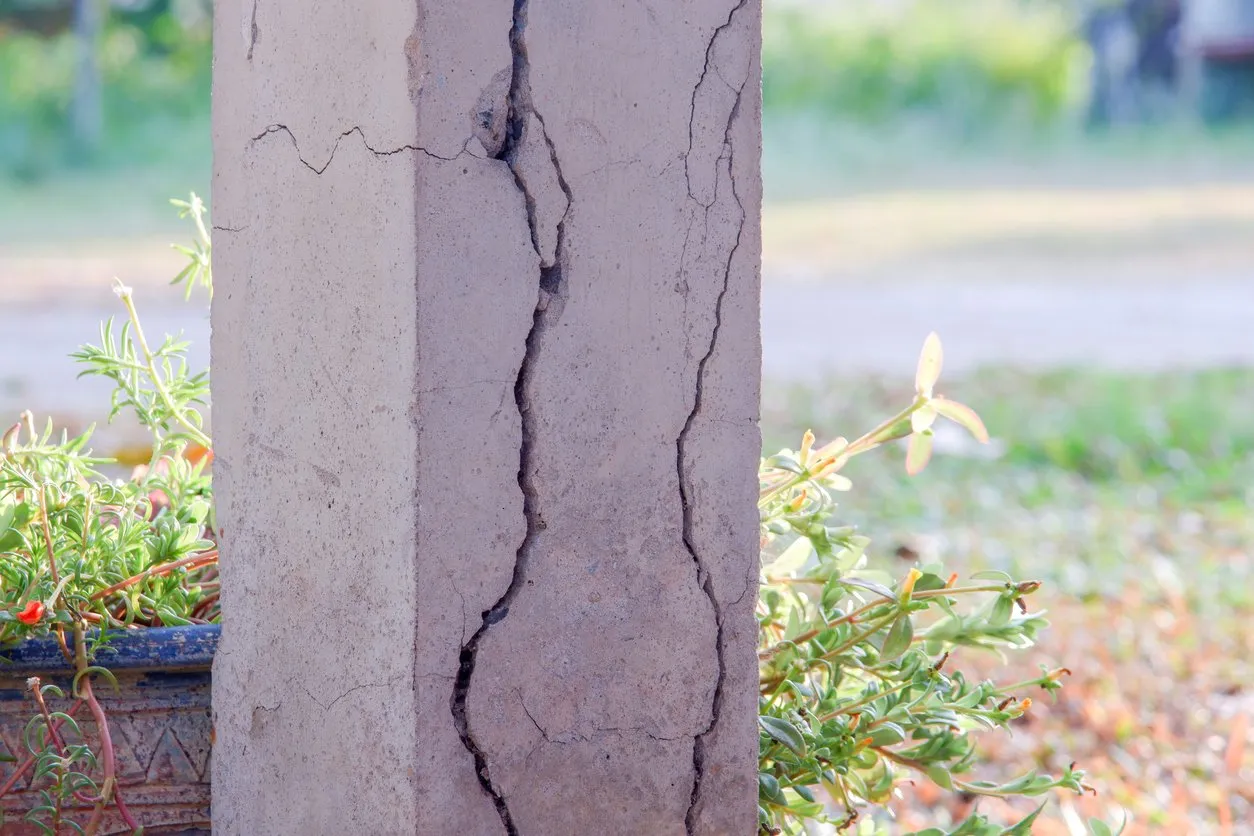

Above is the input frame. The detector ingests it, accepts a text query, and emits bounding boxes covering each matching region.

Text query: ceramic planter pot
[0,624,218,835]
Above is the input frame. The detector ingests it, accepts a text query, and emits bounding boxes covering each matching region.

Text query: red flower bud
[16,601,45,625]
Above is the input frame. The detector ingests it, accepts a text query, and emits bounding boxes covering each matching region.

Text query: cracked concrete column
[211,1,761,833]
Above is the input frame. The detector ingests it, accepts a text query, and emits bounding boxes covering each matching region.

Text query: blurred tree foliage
[0,0,210,180]
[0,0,1134,181]
[763,0,1090,135]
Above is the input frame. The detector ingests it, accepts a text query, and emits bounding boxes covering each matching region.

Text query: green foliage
[0,261,216,641]
[0,195,1124,831]
[0,29,76,179]
[0,3,210,179]
[979,370,1254,493]
[0,199,215,831]
[763,0,1088,133]
[71,284,212,459]
[5,0,1089,180]
[765,367,1254,516]
[169,192,213,300]
[757,335,1100,833]
[17,680,98,835]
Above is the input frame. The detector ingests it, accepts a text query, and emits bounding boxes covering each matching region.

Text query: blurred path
[1,217,1252,454]
[759,182,1254,379]
[2,270,1249,427]
[761,273,1254,380]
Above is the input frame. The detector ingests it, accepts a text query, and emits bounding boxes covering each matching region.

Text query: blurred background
[1,0,1252,832]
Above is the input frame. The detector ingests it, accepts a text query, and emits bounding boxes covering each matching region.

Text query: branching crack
[679,13,751,830]
[249,124,465,174]
[519,691,549,741]
[449,1,572,834]
[302,679,400,713]
[519,690,691,746]
[533,106,575,279]
[685,0,751,205]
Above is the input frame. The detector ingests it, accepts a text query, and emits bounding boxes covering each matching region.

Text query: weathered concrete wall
[211,1,760,833]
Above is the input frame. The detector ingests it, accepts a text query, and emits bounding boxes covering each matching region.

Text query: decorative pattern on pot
[0,625,217,835]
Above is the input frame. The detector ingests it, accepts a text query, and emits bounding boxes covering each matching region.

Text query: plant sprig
[757,334,1106,835]
[170,192,213,300]
[0,199,219,833]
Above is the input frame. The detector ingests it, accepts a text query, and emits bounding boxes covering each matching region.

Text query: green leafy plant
[0,194,215,833]
[169,193,213,301]
[757,335,1115,835]
[21,678,98,835]
[1,194,1123,833]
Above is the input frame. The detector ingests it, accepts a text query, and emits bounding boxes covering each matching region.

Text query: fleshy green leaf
[925,763,954,790]
[1090,816,1129,836]
[881,613,914,660]
[913,572,949,592]
[906,431,934,476]
[770,537,813,577]
[840,576,896,601]
[989,596,1014,627]
[971,570,1013,582]
[867,722,907,747]
[759,716,806,755]
[915,332,944,396]
[758,772,785,803]
[999,802,1047,835]
[933,397,990,443]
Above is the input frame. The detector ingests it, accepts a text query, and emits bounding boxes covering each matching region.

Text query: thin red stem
[74,623,137,834]
[89,551,218,602]
[38,485,60,586]
[0,702,85,798]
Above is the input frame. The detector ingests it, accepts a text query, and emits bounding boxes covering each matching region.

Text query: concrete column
[211,2,760,833]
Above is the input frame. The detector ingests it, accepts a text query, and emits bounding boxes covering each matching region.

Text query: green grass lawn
[0,114,209,249]
[762,368,1254,831]
[763,111,1254,202]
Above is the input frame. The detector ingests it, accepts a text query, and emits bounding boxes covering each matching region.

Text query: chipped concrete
[212,0,760,833]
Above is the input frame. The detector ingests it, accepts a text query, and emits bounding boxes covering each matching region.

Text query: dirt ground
[760,180,1254,377]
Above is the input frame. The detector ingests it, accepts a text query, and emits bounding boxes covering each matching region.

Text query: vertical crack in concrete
[450,0,571,833]
[685,0,750,205]
[679,43,750,836]
[246,0,260,61]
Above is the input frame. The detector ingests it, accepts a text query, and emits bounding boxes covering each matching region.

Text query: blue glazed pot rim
[0,624,219,674]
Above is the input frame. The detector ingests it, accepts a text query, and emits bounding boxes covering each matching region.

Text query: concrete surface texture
[210,1,762,834]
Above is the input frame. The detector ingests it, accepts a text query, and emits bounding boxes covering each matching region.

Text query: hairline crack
[249,124,468,174]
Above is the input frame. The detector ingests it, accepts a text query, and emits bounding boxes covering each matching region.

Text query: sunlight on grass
[0,115,209,248]
[0,166,209,249]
